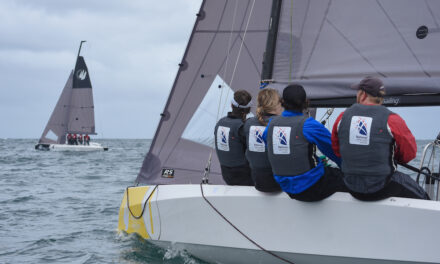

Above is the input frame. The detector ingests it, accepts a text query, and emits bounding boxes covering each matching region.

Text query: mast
[261,0,282,81]
[77,40,86,59]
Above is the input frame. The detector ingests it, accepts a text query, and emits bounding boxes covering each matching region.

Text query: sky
[0,0,439,140]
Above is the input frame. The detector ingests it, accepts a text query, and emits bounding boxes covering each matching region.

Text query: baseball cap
[351,76,385,97]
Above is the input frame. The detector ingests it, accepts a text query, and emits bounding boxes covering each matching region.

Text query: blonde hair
[256,88,281,125]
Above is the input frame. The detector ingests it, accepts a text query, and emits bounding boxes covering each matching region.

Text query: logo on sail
[349,116,372,145]
[76,69,87,80]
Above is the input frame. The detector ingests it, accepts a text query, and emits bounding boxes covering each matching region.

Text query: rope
[220,0,257,116]
[289,0,294,82]
[200,183,295,264]
[126,185,159,219]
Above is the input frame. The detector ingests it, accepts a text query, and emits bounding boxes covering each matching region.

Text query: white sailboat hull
[35,142,108,151]
[118,184,440,264]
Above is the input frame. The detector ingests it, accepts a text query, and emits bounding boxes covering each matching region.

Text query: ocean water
[0,139,208,264]
[0,138,437,264]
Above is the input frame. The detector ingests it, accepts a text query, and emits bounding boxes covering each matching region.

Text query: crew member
[72,133,77,145]
[67,133,72,145]
[214,90,253,186]
[331,76,429,200]
[264,84,346,201]
[84,134,90,145]
[242,88,282,192]
[78,134,83,145]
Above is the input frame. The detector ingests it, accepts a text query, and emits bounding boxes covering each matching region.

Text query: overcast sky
[0,0,439,140]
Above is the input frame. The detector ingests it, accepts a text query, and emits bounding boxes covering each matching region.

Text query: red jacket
[331,107,417,164]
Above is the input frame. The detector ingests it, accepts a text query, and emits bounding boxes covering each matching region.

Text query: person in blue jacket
[263,84,347,201]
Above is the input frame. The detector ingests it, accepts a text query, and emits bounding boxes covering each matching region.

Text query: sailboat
[35,41,108,151]
[118,1,440,263]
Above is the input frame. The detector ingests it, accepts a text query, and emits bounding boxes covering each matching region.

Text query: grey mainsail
[137,0,440,185]
[269,0,440,107]
[38,72,73,144]
[38,42,96,144]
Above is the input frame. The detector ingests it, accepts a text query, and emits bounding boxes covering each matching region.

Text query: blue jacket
[263,110,341,194]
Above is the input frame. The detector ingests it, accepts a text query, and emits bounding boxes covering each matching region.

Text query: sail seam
[376,0,431,77]
[325,18,386,78]
[300,0,333,79]
[425,0,440,28]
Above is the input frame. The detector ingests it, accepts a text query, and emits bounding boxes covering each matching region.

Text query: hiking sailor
[331,76,430,200]
[67,133,73,145]
[84,134,90,145]
[242,88,282,192]
[214,90,253,186]
[264,84,347,201]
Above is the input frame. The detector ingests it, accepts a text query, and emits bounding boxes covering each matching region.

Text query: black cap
[282,84,306,109]
[351,76,385,97]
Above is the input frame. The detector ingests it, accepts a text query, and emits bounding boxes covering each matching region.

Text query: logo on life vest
[76,69,87,80]
[272,126,291,155]
[349,116,372,145]
[249,126,265,152]
[221,130,227,143]
[217,126,230,151]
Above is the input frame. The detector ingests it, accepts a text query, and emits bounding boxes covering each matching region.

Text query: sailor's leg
[386,171,430,200]
[288,167,347,202]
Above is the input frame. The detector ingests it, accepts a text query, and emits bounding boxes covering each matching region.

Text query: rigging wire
[289,0,294,82]
[200,183,295,264]
[205,0,256,183]
[204,0,240,184]
[220,0,257,116]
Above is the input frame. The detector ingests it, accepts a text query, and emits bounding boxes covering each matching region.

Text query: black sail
[68,56,95,134]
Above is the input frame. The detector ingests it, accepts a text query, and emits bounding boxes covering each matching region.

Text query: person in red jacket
[72,133,78,145]
[67,133,72,145]
[84,134,90,145]
[331,76,429,201]
[78,134,83,145]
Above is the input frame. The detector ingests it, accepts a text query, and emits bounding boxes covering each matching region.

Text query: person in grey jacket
[214,90,253,186]
[242,88,282,192]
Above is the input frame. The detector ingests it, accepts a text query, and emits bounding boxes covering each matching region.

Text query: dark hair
[282,84,308,112]
[231,90,252,122]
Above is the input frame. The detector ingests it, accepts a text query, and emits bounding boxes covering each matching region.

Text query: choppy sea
[0,139,209,264]
[0,138,436,263]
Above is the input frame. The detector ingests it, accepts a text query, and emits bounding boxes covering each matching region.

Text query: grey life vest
[338,103,395,193]
[214,116,248,167]
[242,116,271,169]
[267,115,316,176]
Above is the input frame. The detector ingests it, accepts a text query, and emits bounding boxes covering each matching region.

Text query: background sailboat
[119,1,440,263]
[35,41,107,151]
